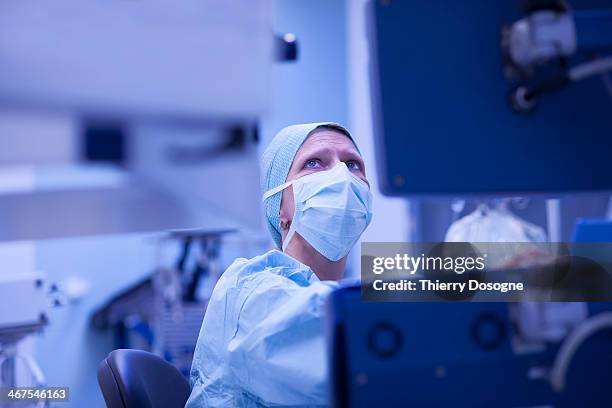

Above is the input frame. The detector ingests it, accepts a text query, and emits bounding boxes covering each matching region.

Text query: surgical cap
[260,122,359,249]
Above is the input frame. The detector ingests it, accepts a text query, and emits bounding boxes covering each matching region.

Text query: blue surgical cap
[260,122,358,249]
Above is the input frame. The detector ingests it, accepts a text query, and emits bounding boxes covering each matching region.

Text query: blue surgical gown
[186,249,339,407]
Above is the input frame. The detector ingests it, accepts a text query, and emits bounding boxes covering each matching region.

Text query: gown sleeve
[225,270,338,406]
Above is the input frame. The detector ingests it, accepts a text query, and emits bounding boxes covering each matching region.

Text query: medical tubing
[568,56,612,81]
[549,312,612,392]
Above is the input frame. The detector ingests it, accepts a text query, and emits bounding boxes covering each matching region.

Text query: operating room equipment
[549,311,612,391]
[502,1,612,111]
[0,122,263,242]
[502,1,612,74]
[0,0,279,242]
[327,285,612,407]
[573,217,612,241]
[369,0,612,195]
[445,200,549,272]
[92,230,230,376]
[508,55,612,111]
[177,232,223,303]
[0,0,273,123]
[347,1,612,406]
[445,200,547,244]
[502,1,578,75]
[0,274,52,408]
[0,274,48,338]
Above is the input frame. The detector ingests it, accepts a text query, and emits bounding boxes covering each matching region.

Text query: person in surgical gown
[186,122,373,407]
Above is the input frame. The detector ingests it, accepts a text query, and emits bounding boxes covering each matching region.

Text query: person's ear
[279,186,295,241]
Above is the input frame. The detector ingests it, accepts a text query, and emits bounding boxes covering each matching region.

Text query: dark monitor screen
[370,0,612,196]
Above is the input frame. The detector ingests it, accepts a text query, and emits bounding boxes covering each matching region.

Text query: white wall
[260,0,349,147]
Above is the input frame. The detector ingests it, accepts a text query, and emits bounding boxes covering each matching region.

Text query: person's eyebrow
[341,149,362,161]
[337,146,364,164]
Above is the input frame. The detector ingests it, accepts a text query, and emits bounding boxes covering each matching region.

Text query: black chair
[97,349,191,408]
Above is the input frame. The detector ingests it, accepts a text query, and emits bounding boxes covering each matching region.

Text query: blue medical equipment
[369,0,612,195]
[327,285,612,407]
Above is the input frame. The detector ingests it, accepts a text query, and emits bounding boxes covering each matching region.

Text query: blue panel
[574,218,612,241]
[370,0,612,196]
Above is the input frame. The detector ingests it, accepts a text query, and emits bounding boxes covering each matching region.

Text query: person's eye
[346,160,361,171]
[304,159,322,169]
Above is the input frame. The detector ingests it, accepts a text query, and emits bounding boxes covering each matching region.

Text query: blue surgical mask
[262,162,373,261]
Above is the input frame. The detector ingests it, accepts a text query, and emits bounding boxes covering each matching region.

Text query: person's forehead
[296,130,358,156]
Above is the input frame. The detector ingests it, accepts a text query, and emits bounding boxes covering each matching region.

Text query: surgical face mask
[263,162,373,261]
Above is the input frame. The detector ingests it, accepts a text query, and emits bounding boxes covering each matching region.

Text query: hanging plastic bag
[445,199,548,269]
